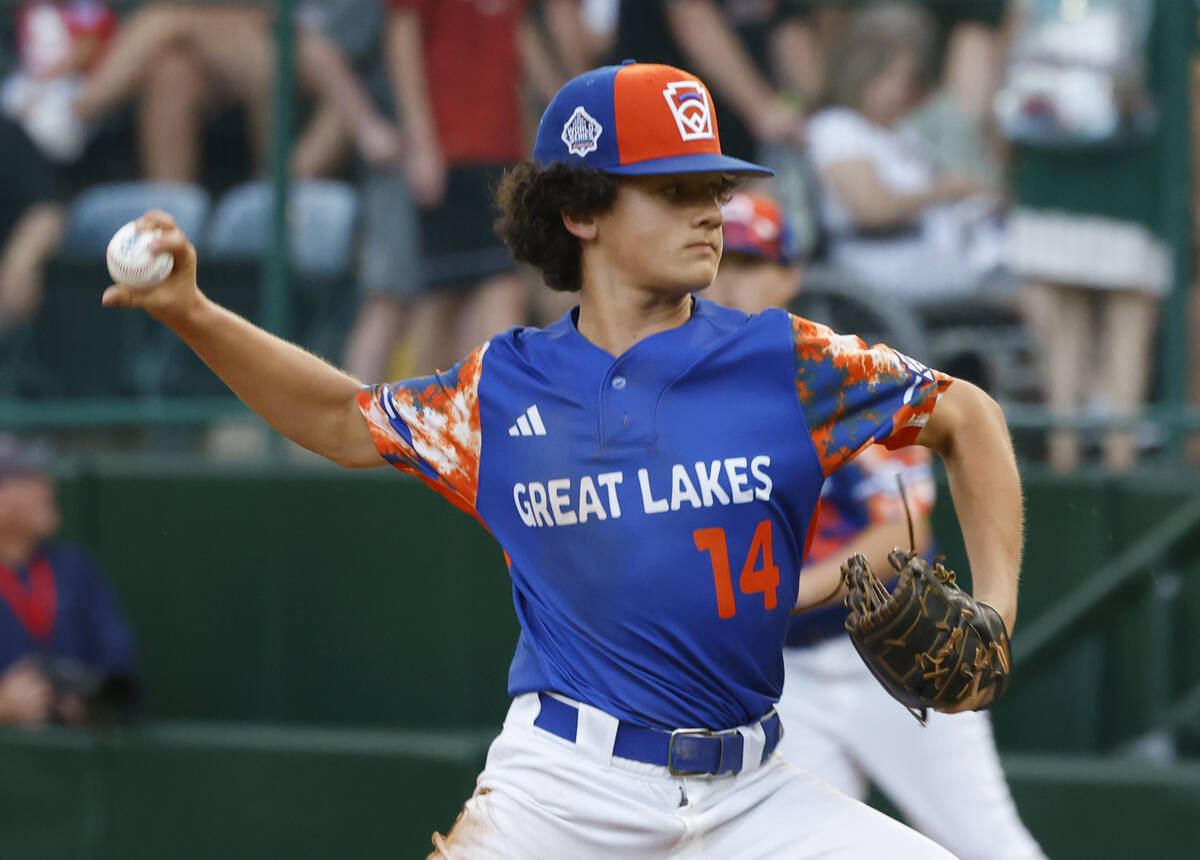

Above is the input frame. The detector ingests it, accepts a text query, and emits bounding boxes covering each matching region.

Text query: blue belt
[533,693,784,776]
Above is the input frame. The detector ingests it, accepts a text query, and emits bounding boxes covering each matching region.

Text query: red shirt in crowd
[17,0,116,79]
[391,0,529,166]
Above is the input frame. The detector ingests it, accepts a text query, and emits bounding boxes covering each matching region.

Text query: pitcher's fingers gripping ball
[101,211,198,313]
[106,220,174,287]
[841,550,1012,721]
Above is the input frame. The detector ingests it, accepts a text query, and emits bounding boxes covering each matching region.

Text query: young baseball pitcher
[103,62,1022,858]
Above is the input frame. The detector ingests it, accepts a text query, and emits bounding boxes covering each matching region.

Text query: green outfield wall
[0,724,1196,860]
[2,461,1196,856]
[47,460,1200,754]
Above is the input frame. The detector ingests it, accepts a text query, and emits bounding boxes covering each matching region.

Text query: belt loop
[509,692,542,730]
[739,719,767,774]
[574,700,619,768]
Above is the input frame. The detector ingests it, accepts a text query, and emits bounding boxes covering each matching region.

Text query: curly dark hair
[494,161,620,292]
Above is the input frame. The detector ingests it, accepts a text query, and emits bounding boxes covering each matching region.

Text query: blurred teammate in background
[0,434,139,726]
[703,189,801,314]
[779,442,1045,860]
[712,189,1044,860]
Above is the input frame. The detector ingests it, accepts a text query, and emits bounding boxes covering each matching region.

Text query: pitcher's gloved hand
[841,550,1012,722]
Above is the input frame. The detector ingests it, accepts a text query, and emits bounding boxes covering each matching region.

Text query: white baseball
[106,221,174,287]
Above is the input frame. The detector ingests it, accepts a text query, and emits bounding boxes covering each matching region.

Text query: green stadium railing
[1009,487,1200,755]
[0,398,249,428]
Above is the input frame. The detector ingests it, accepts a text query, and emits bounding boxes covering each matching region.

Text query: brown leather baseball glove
[841,549,1012,722]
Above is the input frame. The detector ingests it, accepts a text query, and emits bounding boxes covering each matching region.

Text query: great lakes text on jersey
[513,456,774,527]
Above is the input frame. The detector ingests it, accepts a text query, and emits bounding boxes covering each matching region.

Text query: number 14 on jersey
[693,521,780,619]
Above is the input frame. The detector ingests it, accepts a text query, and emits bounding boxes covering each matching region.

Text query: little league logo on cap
[662,81,714,141]
[534,61,772,177]
[561,106,603,156]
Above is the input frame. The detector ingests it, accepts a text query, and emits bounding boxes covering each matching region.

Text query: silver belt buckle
[667,726,723,776]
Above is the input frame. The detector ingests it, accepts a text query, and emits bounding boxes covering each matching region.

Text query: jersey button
[611,375,627,390]
[623,414,630,427]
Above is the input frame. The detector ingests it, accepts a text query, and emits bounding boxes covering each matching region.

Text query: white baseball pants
[427,692,956,859]
[777,637,1046,860]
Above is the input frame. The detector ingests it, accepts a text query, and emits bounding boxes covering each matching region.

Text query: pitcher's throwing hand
[101,211,200,321]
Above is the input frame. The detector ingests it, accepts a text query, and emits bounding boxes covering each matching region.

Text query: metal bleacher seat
[912,293,1041,403]
[62,181,212,254]
[207,178,360,356]
[791,156,1039,403]
[25,182,211,398]
[792,265,1038,404]
[203,179,359,278]
[789,264,929,362]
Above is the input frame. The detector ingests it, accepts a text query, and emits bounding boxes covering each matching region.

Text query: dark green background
[2,461,1197,858]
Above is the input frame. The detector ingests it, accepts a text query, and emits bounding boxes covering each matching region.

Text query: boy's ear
[562,208,598,241]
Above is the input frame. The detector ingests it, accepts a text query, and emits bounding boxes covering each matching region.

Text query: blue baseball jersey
[359,297,950,730]
[786,445,938,648]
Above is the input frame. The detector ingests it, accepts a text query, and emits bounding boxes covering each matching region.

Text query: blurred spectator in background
[610,0,809,165]
[340,0,421,383]
[516,1,599,328]
[290,0,405,179]
[0,113,64,328]
[0,435,139,726]
[0,0,115,163]
[1001,0,1166,473]
[3,1,400,183]
[704,189,802,314]
[904,0,1009,187]
[0,114,65,331]
[522,0,594,99]
[607,0,815,264]
[795,0,1010,136]
[578,0,619,62]
[347,0,591,383]
[372,0,566,375]
[807,1,1008,306]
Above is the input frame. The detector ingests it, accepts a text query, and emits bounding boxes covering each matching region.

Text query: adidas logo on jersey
[508,405,547,437]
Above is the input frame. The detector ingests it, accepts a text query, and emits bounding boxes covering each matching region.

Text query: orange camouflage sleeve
[355,343,487,517]
[790,314,951,476]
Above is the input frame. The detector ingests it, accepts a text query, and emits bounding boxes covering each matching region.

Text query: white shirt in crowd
[806,106,1007,304]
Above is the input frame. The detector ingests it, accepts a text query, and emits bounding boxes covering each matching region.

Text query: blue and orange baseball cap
[533,61,773,177]
[720,191,797,265]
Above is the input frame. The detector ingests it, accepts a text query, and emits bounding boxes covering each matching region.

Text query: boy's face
[707,253,802,315]
[589,173,733,296]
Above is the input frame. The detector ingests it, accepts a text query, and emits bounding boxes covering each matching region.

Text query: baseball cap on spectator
[0,435,51,483]
[533,61,773,177]
[720,191,797,265]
